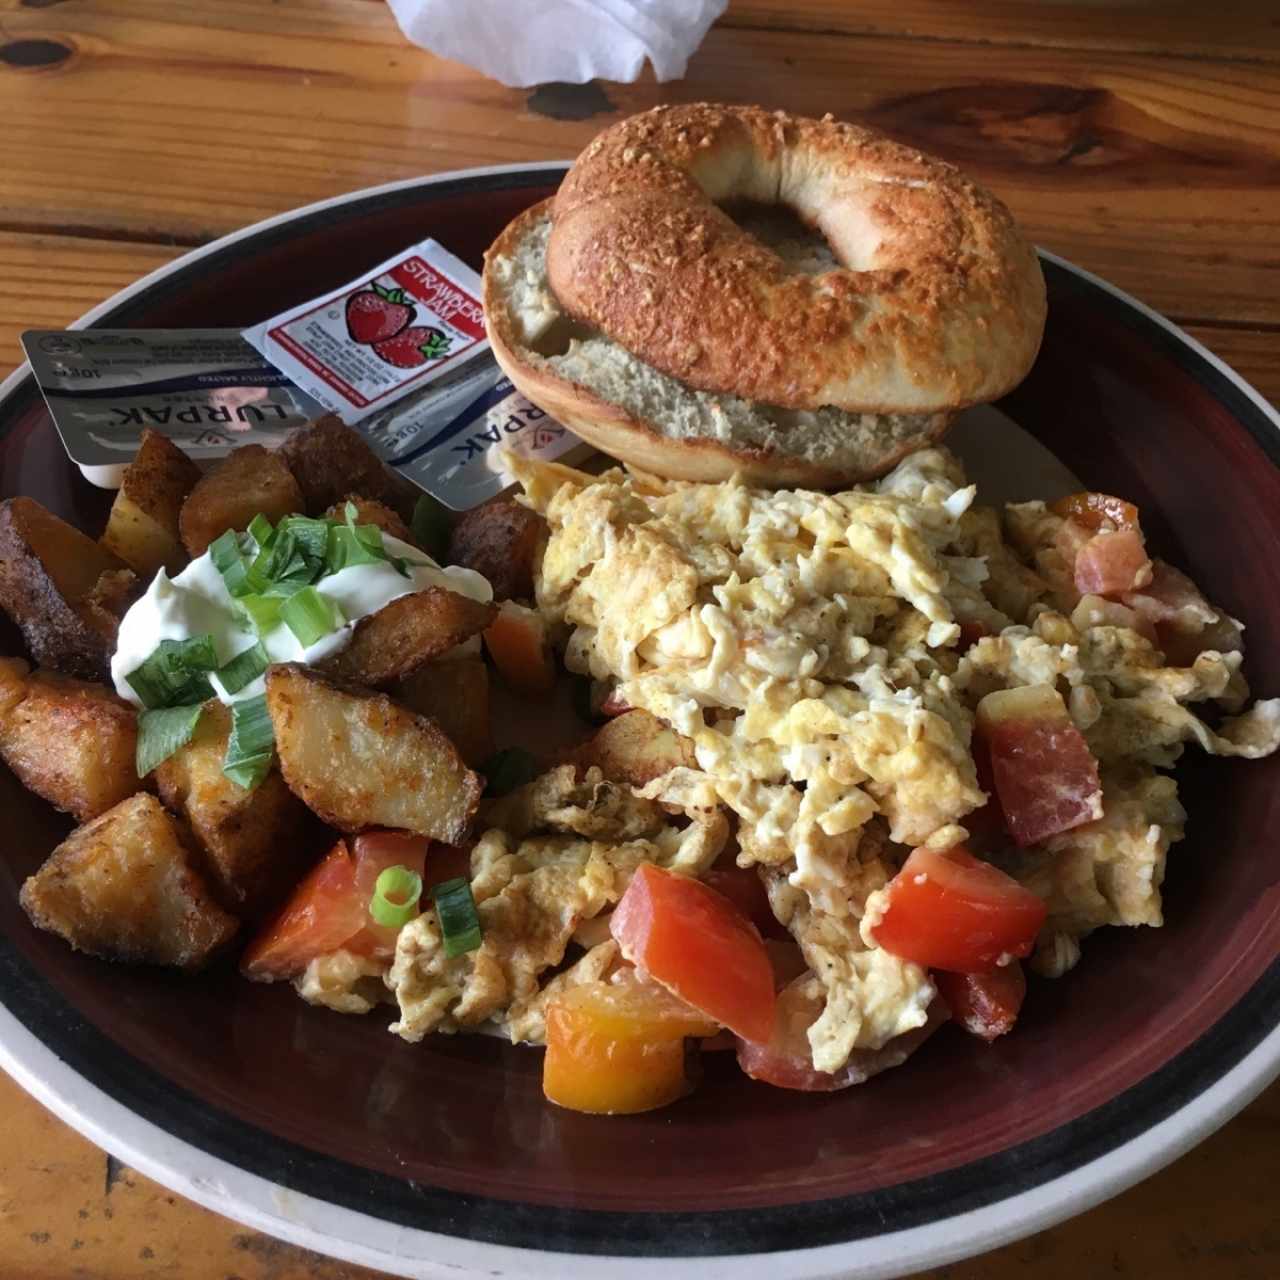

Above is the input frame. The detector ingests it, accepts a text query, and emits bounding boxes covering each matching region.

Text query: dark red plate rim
[0,167,1278,1258]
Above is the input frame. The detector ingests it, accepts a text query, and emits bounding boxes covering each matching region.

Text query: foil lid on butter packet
[21,329,324,488]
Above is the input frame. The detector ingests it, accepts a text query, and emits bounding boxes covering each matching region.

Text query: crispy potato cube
[570,708,695,786]
[0,496,133,680]
[0,660,140,821]
[323,495,414,546]
[320,587,496,687]
[394,657,493,766]
[281,415,419,521]
[101,428,202,577]
[179,444,303,557]
[266,664,481,841]
[154,701,317,917]
[447,497,546,601]
[20,793,238,970]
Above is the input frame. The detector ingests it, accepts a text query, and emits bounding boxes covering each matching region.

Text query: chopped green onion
[126,635,219,709]
[136,703,204,776]
[247,513,276,549]
[325,522,388,574]
[222,693,274,790]
[433,877,482,957]
[411,493,449,562]
[237,593,284,636]
[280,586,344,648]
[481,747,541,796]
[276,515,332,565]
[216,641,269,695]
[209,528,268,598]
[369,865,424,928]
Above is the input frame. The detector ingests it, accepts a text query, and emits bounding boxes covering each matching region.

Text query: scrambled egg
[300,446,1279,1081]
[501,448,1280,1070]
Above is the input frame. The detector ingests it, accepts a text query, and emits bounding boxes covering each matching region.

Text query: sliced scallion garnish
[222,693,274,790]
[369,864,424,928]
[136,703,205,776]
[237,593,284,636]
[216,641,269,695]
[126,634,219,709]
[325,522,387,575]
[433,877,482,957]
[280,586,344,648]
[247,513,275,549]
[209,527,268,598]
[276,514,331,566]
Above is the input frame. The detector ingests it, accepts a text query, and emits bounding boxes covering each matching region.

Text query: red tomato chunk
[1073,529,1152,598]
[975,686,1103,847]
[869,846,1047,974]
[611,863,775,1045]
[932,963,1027,1041]
[241,831,429,980]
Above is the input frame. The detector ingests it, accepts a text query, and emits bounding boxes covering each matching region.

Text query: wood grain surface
[0,1,1277,1277]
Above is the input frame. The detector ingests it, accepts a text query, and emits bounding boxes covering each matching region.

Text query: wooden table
[0,1,1277,1276]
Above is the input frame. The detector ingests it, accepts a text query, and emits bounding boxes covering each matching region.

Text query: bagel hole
[718,200,839,275]
[526,311,597,359]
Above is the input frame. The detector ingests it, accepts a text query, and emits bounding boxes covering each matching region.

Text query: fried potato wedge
[101,428,202,577]
[394,657,493,766]
[320,587,496,687]
[570,708,696,786]
[0,658,140,822]
[20,793,238,970]
[179,444,303,557]
[281,415,419,521]
[447,496,546,601]
[323,495,414,546]
[154,701,318,918]
[0,496,134,680]
[266,664,481,841]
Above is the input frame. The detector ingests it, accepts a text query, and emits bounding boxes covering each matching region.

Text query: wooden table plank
[3,1055,1279,1280]
[0,3,1278,328]
[724,0,1280,63]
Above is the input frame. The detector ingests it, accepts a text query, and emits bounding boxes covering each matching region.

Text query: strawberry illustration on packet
[346,283,414,345]
[243,239,489,424]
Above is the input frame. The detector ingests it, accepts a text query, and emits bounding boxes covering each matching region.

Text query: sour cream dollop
[111,533,492,707]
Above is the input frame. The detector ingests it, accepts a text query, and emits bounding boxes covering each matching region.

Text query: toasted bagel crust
[483,201,952,488]
[547,104,1046,415]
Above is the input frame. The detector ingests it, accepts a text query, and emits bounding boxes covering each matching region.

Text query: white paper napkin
[386,0,727,87]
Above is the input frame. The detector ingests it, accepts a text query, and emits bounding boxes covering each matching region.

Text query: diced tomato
[484,601,556,697]
[703,866,785,940]
[543,967,716,1114]
[975,685,1103,847]
[736,974,949,1092]
[932,963,1027,1041]
[610,863,776,1044]
[1051,491,1140,533]
[869,845,1047,974]
[1073,529,1152,598]
[964,733,1009,853]
[240,831,429,980]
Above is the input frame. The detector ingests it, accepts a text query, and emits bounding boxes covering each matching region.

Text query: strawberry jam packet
[242,239,492,425]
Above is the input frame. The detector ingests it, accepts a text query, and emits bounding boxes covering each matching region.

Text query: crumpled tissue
[386,0,727,88]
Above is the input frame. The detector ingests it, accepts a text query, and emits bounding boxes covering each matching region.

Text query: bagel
[483,104,1046,486]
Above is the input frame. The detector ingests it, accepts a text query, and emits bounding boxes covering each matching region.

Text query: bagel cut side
[547,104,1047,416]
[483,200,953,488]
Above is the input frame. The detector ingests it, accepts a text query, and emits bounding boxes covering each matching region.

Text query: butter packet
[241,239,491,425]
[21,328,324,488]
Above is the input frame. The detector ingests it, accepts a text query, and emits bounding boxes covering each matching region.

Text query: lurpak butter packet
[21,329,324,488]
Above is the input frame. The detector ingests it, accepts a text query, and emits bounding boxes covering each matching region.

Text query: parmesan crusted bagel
[484,200,952,487]
[548,104,1046,416]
